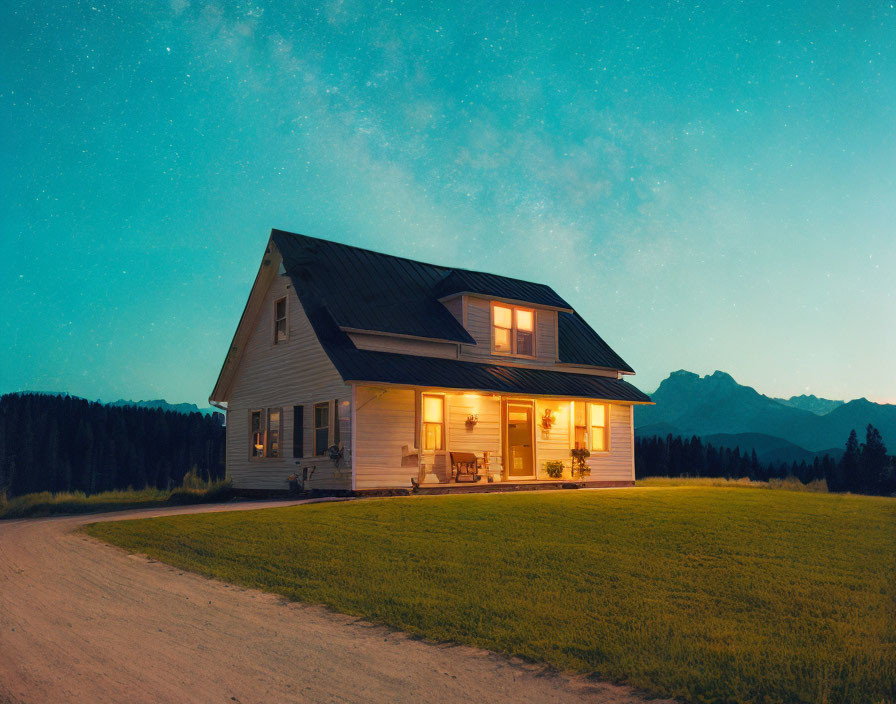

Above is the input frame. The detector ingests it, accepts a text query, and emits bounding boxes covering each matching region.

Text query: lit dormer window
[492,303,535,357]
[274,297,287,343]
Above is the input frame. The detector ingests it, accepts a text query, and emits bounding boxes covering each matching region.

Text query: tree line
[635,424,895,496]
[0,393,225,498]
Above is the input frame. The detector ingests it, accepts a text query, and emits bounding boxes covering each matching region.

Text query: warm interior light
[493,305,512,328]
[422,395,443,423]
[515,308,533,332]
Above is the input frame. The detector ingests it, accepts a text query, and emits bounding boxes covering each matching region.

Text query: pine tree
[860,424,888,496]
[838,429,860,493]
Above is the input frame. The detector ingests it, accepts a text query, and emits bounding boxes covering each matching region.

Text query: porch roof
[326,346,651,403]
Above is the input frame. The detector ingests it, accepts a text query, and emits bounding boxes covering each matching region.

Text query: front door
[507,402,534,479]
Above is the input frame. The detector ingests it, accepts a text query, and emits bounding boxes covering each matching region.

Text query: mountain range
[635,370,895,462]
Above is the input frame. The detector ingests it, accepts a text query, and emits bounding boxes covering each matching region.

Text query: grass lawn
[85,486,895,704]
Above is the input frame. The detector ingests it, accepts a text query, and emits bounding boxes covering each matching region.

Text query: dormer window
[274,297,287,343]
[492,303,535,357]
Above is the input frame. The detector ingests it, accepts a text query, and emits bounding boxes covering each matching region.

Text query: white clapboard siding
[226,273,352,491]
[446,393,503,476]
[586,403,635,481]
[534,399,574,479]
[354,386,418,490]
[347,332,459,359]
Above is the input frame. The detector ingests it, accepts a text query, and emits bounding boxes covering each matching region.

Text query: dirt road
[0,500,668,703]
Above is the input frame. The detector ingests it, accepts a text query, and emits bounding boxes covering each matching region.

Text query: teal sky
[2,1,894,404]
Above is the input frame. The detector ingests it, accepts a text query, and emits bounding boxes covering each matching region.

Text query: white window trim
[266,407,282,459]
[568,401,611,453]
[590,402,610,453]
[249,408,266,460]
[313,401,330,456]
[273,295,289,344]
[490,302,536,358]
[420,393,446,452]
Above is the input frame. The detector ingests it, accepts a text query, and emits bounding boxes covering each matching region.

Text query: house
[209,229,651,493]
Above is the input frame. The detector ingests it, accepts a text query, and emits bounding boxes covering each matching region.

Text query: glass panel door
[507,403,534,478]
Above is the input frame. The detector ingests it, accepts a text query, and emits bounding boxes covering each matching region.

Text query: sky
[2,0,894,405]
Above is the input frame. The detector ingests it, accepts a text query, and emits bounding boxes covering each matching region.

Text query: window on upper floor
[274,297,288,343]
[492,303,535,357]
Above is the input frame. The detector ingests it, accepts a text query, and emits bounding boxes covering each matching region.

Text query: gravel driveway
[0,500,669,704]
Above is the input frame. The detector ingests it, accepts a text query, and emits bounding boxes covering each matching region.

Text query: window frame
[421,393,445,452]
[273,296,288,344]
[266,407,282,458]
[572,401,587,450]
[590,403,610,453]
[490,302,536,358]
[569,401,611,453]
[250,409,265,459]
[313,402,330,456]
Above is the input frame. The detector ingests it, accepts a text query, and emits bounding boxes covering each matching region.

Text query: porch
[352,384,635,491]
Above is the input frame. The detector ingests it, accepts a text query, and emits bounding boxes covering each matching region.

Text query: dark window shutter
[293,405,303,457]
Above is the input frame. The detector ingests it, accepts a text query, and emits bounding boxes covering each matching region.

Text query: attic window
[274,297,287,343]
[492,303,535,357]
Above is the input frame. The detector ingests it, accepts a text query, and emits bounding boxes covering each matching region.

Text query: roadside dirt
[0,500,672,703]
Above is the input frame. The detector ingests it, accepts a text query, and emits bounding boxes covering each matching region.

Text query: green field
[85,486,895,704]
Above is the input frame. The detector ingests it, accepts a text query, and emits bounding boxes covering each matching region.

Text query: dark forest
[0,393,225,498]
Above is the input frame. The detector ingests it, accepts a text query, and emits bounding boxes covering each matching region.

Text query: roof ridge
[270,228,560,292]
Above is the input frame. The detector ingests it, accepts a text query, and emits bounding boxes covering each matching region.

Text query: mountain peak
[669,369,699,380]
[637,370,895,452]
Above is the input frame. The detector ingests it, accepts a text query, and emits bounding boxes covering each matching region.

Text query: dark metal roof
[558,312,634,373]
[325,346,651,403]
[433,269,571,309]
[273,230,475,344]
[273,229,635,374]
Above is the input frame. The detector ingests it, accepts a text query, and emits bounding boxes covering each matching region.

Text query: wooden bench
[450,452,481,483]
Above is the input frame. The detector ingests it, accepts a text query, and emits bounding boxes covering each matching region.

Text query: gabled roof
[295,288,650,403]
[272,229,635,374]
[432,269,572,310]
[273,229,474,344]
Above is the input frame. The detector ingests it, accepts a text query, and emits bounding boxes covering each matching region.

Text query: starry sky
[2,1,894,405]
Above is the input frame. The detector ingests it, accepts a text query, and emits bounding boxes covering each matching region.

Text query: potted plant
[570,448,591,479]
[544,460,564,479]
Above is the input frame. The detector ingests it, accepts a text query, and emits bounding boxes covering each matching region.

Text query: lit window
[250,410,265,457]
[422,394,444,450]
[590,403,608,451]
[573,402,587,450]
[492,303,535,357]
[266,408,281,458]
[493,305,512,353]
[515,308,534,356]
[314,402,329,456]
[274,297,287,343]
